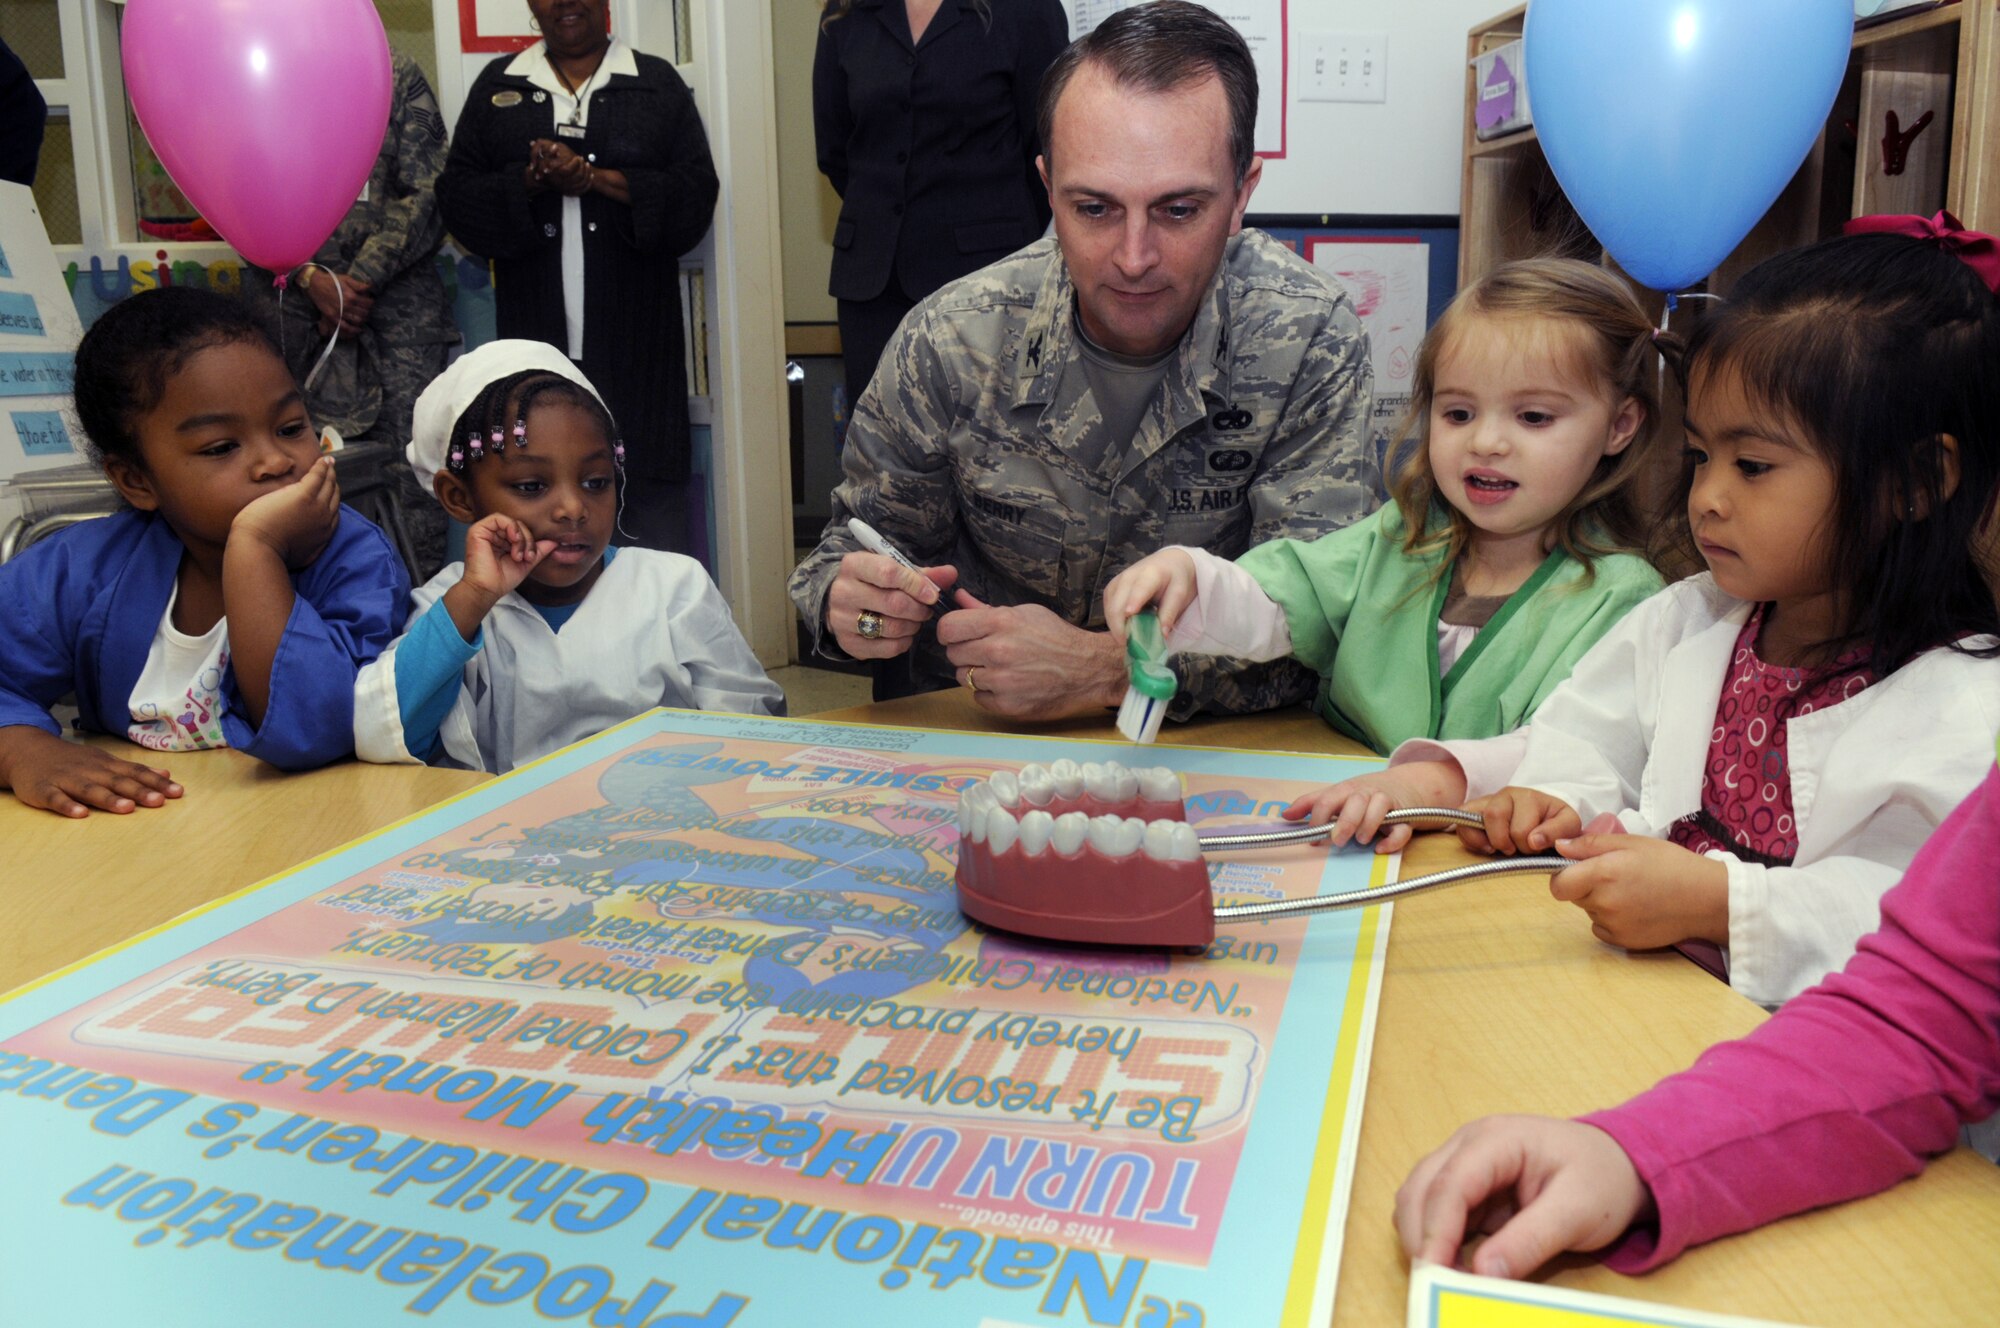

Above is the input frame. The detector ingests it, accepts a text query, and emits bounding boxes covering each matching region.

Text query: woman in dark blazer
[815,0,1070,409]
[438,0,717,556]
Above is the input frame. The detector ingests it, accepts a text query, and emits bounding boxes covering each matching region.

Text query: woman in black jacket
[438,0,717,556]
[815,0,1070,410]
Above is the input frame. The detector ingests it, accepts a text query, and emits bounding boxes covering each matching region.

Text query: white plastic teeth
[1016,810,1054,856]
[999,759,1177,806]
[957,782,997,842]
[1137,765,1181,803]
[1048,758,1084,799]
[988,808,1020,855]
[1087,815,1145,857]
[962,764,1197,860]
[1080,762,1111,799]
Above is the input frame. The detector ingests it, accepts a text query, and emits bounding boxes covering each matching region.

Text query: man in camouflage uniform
[248,52,460,576]
[789,1,1375,721]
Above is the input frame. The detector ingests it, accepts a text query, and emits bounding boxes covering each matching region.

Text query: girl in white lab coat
[354,341,783,773]
[1312,220,2000,1007]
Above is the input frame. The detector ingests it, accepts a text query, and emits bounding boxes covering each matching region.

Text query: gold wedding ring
[855,610,885,640]
[966,667,981,692]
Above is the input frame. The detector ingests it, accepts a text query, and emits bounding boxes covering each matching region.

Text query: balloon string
[1657,298,1672,402]
[1655,290,1723,399]
[279,262,344,395]
[304,265,343,394]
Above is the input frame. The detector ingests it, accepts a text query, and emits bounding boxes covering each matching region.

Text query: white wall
[773,0,841,325]
[1056,0,1500,217]
[1249,0,1500,216]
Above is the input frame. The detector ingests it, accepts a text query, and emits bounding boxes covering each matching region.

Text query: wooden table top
[0,740,487,992]
[7,708,1998,1325]
[817,691,2000,1328]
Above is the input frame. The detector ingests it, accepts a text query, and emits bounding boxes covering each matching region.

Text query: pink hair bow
[1844,209,2000,294]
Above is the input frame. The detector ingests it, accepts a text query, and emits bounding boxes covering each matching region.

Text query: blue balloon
[1524,0,1853,292]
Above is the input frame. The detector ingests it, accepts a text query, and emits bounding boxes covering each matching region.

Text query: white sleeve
[352,645,422,765]
[1504,593,1671,823]
[351,567,464,767]
[1723,671,2000,1006]
[1389,732,1531,802]
[1721,852,1903,1008]
[1162,547,1294,662]
[675,574,787,717]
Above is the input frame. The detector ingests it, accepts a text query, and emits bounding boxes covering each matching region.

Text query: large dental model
[953,760,1575,949]
[955,759,1217,947]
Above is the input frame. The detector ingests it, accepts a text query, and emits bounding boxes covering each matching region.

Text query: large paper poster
[0,712,1391,1326]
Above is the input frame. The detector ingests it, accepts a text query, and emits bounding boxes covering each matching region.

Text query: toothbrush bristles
[1116,687,1163,745]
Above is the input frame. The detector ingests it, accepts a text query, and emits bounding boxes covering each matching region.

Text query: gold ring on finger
[856,609,885,640]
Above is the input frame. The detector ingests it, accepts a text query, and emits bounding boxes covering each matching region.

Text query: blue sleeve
[220,508,410,770]
[395,601,482,762]
[0,526,90,738]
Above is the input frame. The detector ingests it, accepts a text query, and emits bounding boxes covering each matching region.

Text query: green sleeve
[1234,504,1400,675]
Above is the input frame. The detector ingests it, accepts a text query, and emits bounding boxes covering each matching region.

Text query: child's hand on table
[1282,759,1470,854]
[442,515,555,642]
[1104,548,1198,642]
[1551,832,1730,950]
[1394,1114,1652,1279]
[229,454,340,571]
[0,726,182,818]
[1461,786,1581,855]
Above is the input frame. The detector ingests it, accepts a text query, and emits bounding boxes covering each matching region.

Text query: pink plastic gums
[954,784,1216,948]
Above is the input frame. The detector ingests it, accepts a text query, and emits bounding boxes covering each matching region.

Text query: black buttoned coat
[438,49,716,481]
[813,0,1068,303]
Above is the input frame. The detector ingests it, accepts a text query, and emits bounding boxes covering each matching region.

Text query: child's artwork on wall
[0,710,1396,1325]
[1305,236,1430,470]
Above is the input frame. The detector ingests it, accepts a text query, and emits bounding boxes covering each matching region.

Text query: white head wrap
[406,340,607,497]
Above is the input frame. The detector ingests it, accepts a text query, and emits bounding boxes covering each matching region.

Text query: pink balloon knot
[272,272,289,290]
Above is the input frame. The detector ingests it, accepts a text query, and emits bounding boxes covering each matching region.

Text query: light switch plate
[1298,32,1387,103]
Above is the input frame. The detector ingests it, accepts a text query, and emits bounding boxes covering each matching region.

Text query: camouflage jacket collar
[1010,239,1237,421]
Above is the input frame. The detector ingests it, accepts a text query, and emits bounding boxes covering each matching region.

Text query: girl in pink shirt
[1394,756,2000,1277]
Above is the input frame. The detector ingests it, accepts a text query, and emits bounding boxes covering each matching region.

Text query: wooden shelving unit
[1459,1,2000,293]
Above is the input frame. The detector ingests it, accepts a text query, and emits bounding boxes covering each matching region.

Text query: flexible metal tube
[1201,806,1567,922]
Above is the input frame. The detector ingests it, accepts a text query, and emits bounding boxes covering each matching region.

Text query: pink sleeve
[1389,732,1529,800]
[1162,546,1294,663]
[1580,764,2000,1270]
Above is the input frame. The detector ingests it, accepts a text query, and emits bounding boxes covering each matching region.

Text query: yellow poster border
[1283,852,1392,1325]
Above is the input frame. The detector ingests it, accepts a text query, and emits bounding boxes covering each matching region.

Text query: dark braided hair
[443,370,623,477]
[72,287,285,467]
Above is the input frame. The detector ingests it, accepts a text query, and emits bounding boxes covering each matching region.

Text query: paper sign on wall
[0,183,86,487]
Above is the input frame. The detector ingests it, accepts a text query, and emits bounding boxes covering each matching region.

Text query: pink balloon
[121,0,392,272]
